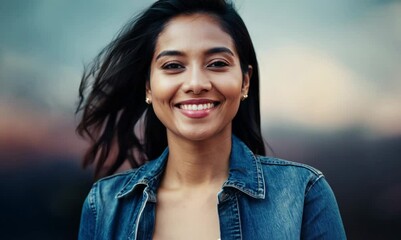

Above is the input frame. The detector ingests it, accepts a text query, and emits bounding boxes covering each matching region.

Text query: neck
[161,131,232,190]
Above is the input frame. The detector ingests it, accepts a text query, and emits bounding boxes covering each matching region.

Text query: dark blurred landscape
[0,154,91,239]
[0,129,400,239]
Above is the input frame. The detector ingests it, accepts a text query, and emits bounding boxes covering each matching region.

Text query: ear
[242,65,252,95]
[145,80,152,99]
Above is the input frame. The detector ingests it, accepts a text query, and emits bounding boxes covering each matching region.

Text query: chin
[174,124,231,142]
[179,130,213,142]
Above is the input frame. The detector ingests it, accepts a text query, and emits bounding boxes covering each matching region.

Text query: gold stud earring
[145,97,152,104]
[241,94,248,101]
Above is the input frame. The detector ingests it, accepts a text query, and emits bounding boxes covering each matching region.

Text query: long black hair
[76,0,266,178]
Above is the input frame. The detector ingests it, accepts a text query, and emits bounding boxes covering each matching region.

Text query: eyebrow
[155,50,184,60]
[205,47,234,56]
[155,47,235,60]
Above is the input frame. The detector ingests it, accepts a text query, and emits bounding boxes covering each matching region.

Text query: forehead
[154,13,236,55]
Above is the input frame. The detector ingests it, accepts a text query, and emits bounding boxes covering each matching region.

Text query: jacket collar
[116,135,265,200]
[223,135,265,199]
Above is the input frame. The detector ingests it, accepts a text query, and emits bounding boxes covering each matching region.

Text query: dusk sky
[1,0,400,156]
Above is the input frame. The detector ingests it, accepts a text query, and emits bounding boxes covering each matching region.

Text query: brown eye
[162,63,184,69]
[208,61,229,68]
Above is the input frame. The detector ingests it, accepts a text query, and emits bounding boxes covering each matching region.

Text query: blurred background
[0,0,400,239]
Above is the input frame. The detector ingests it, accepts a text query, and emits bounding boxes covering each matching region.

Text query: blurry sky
[0,0,400,157]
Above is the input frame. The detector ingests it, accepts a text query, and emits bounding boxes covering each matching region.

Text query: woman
[77,0,346,239]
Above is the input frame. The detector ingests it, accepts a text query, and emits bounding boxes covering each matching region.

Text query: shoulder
[89,154,165,198]
[256,156,325,194]
[94,168,139,193]
[87,149,168,205]
[84,168,140,208]
[79,166,155,238]
[258,156,322,176]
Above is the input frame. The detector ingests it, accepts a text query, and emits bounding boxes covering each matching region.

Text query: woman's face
[147,13,250,142]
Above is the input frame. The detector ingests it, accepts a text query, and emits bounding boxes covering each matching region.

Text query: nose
[182,67,212,95]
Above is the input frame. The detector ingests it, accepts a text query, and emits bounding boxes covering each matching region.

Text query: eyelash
[162,62,184,70]
[161,60,230,71]
[207,60,229,68]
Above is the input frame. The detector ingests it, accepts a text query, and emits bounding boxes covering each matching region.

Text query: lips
[175,99,220,118]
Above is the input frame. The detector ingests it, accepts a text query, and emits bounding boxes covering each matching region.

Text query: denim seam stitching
[89,182,98,235]
[259,157,322,176]
[236,194,243,240]
[305,175,324,197]
[255,156,266,197]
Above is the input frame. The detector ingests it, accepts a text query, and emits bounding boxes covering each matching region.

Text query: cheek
[150,75,179,103]
[213,75,243,100]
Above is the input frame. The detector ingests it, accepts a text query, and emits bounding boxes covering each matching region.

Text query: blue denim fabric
[79,136,346,239]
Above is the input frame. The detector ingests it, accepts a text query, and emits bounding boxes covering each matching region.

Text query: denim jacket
[78,136,346,239]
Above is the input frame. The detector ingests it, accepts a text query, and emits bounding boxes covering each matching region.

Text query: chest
[103,191,304,240]
[152,190,221,240]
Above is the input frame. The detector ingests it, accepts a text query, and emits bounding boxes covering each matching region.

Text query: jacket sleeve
[301,176,346,240]
[78,183,97,240]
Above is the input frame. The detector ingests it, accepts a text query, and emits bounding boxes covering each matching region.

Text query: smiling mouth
[175,101,220,111]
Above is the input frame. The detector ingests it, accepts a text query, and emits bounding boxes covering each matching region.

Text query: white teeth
[179,103,215,111]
